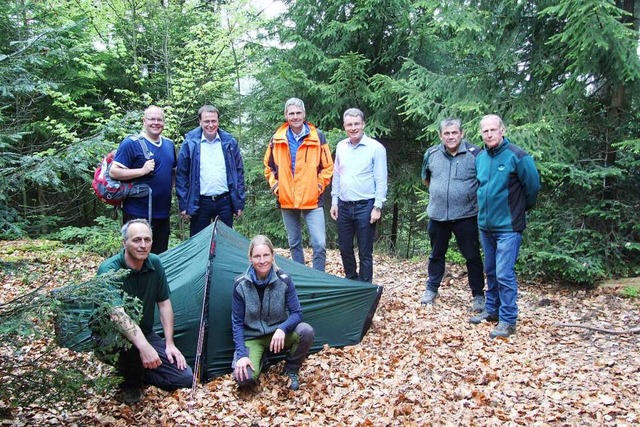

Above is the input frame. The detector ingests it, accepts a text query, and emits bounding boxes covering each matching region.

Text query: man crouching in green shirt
[96,219,193,404]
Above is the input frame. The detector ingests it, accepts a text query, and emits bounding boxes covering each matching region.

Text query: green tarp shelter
[57,221,383,383]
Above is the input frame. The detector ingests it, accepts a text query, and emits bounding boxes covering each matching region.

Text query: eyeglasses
[145,117,164,123]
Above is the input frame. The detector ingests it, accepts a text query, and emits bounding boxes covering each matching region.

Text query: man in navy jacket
[469,114,540,339]
[176,105,246,236]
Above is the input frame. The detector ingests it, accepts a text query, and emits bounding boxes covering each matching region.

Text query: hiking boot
[489,322,516,339]
[116,386,143,405]
[420,290,438,305]
[471,295,485,313]
[469,310,499,324]
[284,371,300,391]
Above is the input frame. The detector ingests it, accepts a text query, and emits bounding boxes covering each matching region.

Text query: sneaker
[420,290,438,305]
[471,295,485,313]
[284,371,300,391]
[489,322,516,338]
[116,386,143,405]
[469,310,499,324]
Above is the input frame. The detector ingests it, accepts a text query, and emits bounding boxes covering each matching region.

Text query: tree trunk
[604,0,635,198]
[389,202,398,253]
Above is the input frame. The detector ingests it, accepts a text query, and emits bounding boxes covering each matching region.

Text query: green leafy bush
[0,270,142,409]
[50,216,122,256]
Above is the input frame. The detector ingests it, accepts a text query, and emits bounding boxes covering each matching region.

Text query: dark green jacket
[476,138,540,232]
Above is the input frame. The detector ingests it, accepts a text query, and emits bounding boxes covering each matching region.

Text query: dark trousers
[106,332,193,391]
[426,216,485,296]
[190,195,233,237]
[123,212,170,254]
[337,199,376,283]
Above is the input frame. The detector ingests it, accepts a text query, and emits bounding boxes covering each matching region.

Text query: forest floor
[1,240,639,426]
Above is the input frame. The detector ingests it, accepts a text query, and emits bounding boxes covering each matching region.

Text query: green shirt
[97,250,170,334]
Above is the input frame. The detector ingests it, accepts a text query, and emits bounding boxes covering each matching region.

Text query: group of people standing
[96,102,539,404]
[420,114,540,339]
[113,99,388,284]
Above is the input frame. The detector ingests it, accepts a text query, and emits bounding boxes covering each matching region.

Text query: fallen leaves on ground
[1,242,639,426]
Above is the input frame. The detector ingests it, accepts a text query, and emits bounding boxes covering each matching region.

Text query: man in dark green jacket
[469,115,540,338]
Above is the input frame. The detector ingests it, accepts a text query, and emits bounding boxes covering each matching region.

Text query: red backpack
[92,136,152,209]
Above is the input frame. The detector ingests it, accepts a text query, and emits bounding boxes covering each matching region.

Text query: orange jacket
[264,122,334,209]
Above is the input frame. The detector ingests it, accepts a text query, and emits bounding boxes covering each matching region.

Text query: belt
[339,199,372,206]
[201,191,230,201]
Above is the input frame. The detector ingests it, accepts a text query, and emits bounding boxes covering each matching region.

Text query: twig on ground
[553,323,640,335]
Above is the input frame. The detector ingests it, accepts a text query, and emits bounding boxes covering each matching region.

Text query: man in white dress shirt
[330,108,388,283]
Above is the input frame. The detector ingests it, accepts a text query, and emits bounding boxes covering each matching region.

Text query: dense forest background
[1,0,639,285]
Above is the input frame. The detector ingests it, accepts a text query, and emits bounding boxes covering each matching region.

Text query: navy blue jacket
[176,127,246,216]
[476,138,540,232]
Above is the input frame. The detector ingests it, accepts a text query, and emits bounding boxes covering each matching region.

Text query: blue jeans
[480,231,522,325]
[337,199,376,282]
[190,195,233,237]
[426,217,484,296]
[281,207,326,271]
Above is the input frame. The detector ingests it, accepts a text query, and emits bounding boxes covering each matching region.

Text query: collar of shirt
[441,140,468,157]
[140,131,162,146]
[118,249,155,274]
[289,123,310,141]
[348,133,370,148]
[201,132,221,144]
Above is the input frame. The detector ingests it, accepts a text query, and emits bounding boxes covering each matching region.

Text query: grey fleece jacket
[421,140,481,221]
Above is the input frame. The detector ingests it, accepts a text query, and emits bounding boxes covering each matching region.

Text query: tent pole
[192,219,218,391]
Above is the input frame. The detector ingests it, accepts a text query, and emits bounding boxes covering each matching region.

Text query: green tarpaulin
[56,221,383,383]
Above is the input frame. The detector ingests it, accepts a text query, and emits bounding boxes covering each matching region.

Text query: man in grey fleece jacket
[420,118,485,312]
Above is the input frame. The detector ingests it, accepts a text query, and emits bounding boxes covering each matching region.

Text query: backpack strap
[126,134,153,222]
[317,129,327,145]
[139,139,152,160]
[267,137,278,180]
[128,134,153,160]
[317,129,329,174]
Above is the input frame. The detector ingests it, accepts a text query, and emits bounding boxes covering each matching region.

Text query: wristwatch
[374,206,381,213]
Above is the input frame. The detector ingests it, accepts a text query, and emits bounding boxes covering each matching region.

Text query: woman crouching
[231,235,315,390]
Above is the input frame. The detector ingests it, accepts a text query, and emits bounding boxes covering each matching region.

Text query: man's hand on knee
[138,341,162,369]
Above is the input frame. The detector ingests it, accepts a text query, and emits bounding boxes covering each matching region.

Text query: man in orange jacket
[264,98,334,271]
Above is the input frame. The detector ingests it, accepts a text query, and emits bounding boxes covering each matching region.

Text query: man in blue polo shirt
[110,105,176,254]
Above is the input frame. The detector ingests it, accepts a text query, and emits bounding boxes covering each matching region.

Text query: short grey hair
[480,114,504,128]
[284,98,305,115]
[439,118,462,133]
[198,105,220,119]
[343,108,365,122]
[121,219,152,240]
